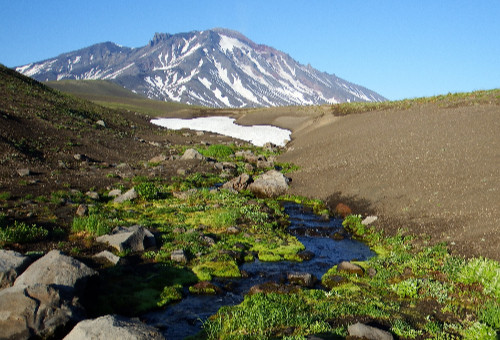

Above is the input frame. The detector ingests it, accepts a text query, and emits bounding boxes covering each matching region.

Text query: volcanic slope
[274,91,500,260]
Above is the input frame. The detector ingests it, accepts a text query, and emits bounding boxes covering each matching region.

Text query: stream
[143,202,374,339]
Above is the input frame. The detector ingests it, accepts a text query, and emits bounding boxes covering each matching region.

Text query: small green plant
[158,284,183,307]
[200,144,234,160]
[0,221,48,243]
[391,278,421,298]
[135,181,160,200]
[72,213,114,236]
[0,192,11,201]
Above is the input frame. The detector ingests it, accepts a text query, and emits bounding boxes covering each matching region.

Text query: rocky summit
[16,28,386,108]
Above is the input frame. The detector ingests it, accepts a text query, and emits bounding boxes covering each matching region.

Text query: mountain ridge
[16,29,386,108]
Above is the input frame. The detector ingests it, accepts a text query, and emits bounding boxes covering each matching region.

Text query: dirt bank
[268,103,499,260]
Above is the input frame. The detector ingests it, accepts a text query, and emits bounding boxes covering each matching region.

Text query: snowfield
[151,116,291,147]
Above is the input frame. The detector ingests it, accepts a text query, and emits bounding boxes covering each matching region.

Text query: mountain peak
[16,28,386,107]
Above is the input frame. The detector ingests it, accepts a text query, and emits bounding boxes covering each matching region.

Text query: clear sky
[1,0,499,100]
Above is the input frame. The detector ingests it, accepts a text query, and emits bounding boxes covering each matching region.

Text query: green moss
[192,260,241,281]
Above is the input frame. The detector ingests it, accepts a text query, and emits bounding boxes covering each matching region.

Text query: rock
[180,148,205,160]
[337,261,364,276]
[297,250,315,261]
[108,189,122,197]
[257,160,274,169]
[248,170,290,198]
[201,235,216,246]
[96,120,106,127]
[362,215,378,225]
[335,203,352,217]
[189,281,222,295]
[322,274,347,289]
[17,168,30,177]
[14,250,97,295]
[0,284,85,340]
[287,272,317,288]
[0,250,32,288]
[222,173,253,192]
[85,191,99,200]
[96,225,155,252]
[171,249,188,264]
[348,322,393,340]
[367,267,377,278]
[149,154,167,163]
[75,204,88,217]
[244,163,254,172]
[172,188,197,199]
[93,251,120,265]
[226,226,240,234]
[113,188,138,203]
[63,314,165,340]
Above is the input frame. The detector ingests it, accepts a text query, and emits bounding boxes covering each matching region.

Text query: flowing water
[144,202,374,339]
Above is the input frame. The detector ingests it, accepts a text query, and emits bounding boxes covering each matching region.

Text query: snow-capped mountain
[16,28,386,108]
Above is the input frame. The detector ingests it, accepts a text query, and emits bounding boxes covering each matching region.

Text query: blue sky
[1,0,499,100]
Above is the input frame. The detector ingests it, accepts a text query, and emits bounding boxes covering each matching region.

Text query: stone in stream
[287,272,317,288]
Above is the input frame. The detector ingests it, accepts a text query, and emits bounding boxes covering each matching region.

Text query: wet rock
[17,168,30,177]
[171,249,188,264]
[113,188,137,203]
[248,170,290,198]
[337,261,364,276]
[180,148,205,160]
[297,250,315,261]
[0,250,32,288]
[93,251,120,265]
[189,281,222,295]
[0,283,85,340]
[222,173,253,192]
[249,282,300,295]
[14,250,97,295]
[75,204,88,217]
[96,225,155,252]
[287,272,317,287]
[348,322,393,340]
[63,314,165,340]
[362,215,378,225]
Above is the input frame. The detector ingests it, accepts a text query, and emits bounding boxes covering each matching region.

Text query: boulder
[96,120,106,127]
[337,261,364,276]
[85,191,99,200]
[222,173,253,192]
[0,250,32,288]
[0,284,85,339]
[248,170,290,198]
[347,322,393,340]
[287,272,317,288]
[63,314,165,340]
[93,251,121,265]
[171,249,188,264]
[14,250,97,294]
[180,148,205,160]
[362,215,378,225]
[17,168,30,177]
[113,188,138,203]
[108,189,122,197]
[149,154,167,163]
[96,225,155,252]
[75,204,88,217]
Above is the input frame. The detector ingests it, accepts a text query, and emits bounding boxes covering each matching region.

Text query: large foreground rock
[0,284,84,339]
[0,250,32,288]
[96,225,155,252]
[14,250,97,294]
[248,170,290,198]
[63,314,165,340]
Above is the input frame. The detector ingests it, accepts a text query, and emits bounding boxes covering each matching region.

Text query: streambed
[144,202,374,339]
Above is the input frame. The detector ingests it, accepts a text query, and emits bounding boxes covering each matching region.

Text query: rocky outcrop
[113,188,138,203]
[222,173,253,192]
[0,284,85,339]
[96,225,155,252]
[14,250,97,294]
[180,148,205,160]
[63,314,165,340]
[248,170,290,198]
[0,250,32,288]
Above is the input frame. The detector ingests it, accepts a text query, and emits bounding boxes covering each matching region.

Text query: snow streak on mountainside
[17,29,386,108]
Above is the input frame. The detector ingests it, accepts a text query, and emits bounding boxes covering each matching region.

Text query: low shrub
[0,221,48,243]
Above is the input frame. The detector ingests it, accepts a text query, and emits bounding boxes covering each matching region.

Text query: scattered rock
[248,170,290,198]
[362,215,378,225]
[172,188,197,199]
[322,274,347,289]
[367,267,377,278]
[222,173,253,192]
[17,168,30,177]
[337,261,364,276]
[14,250,97,295]
[226,226,240,234]
[149,154,167,163]
[201,235,216,246]
[171,249,188,264]
[63,314,165,340]
[244,163,254,172]
[249,282,300,295]
[189,281,222,295]
[96,225,155,252]
[113,188,138,203]
[85,191,99,200]
[287,272,317,287]
[180,148,205,160]
[108,189,122,197]
[96,120,106,127]
[0,250,32,288]
[347,322,393,340]
[0,284,85,340]
[75,204,88,217]
[257,159,274,169]
[335,203,352,218]
[297,250,315,261]
[93,251,120,265]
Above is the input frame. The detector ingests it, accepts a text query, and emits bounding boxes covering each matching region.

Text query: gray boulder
[180,148,205,160]
[63,314,165,340]
[348,322,393,340]
[14,250,97,294]
[287,272,317,288]
[0,283,84,340]
[222,173,253,192]
[248,170,290,198]
[0,250,32,288]
[113,188,138,203]
[93,251,121,265]
[171,249,188,264]
[96,225,155,252]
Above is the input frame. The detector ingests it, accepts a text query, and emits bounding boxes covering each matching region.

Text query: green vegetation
[0,221,48,244]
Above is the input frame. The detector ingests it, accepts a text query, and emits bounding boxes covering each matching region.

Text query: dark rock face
[17,29,386,108]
